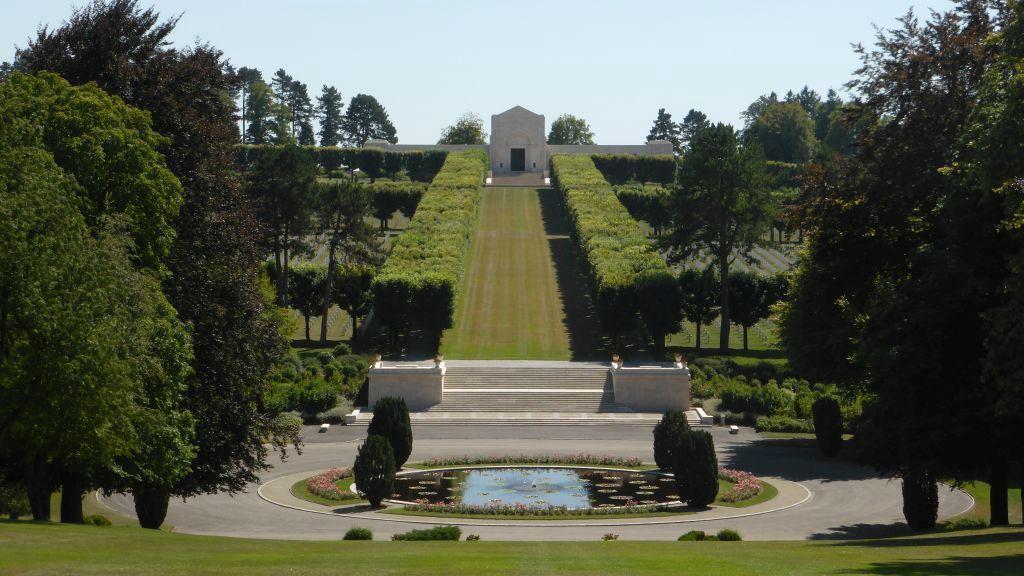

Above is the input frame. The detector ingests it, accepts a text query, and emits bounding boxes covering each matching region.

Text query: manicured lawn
[2,522,1023,575]
[954,480,1023,525]
[442,187,601,360]
[715,480,779,508]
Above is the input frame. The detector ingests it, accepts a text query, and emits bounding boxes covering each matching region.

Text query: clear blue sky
[2,0,954,144]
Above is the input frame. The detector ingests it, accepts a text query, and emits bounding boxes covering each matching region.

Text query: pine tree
[316,85,345,146]
[236,67,263,143]
[673,430,719,507]
[653,411,689,470]
[366,397,413,468]
[352,434,395,507]
[647,108,681,153]
[341,94,397,146]
[244,80,274,144]
[289,80,315,145]
[678,109,709,152]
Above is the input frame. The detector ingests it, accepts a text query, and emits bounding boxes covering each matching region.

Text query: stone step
[350,410,706,427]
[443,367,610,390]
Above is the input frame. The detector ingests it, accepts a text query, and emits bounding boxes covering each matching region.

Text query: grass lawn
[953,480,1023,525]
[2,522,1023,575]
[442,187,601,360]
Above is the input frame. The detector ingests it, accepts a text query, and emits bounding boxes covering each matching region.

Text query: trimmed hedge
[234,145,448,182]
[591,154,676,185]
[372,150,487,348]
[391,526,462,541]
[613,183,669,230]
[550,154,675,345]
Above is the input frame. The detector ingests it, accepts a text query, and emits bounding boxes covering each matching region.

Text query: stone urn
[611,353,622,369]
[371,352,382,368]
[434,354,444,368]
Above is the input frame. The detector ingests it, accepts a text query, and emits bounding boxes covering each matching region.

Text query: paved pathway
[99,426,973,541]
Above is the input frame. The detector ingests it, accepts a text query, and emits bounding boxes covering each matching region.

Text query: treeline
[550,155,678,356]
[776,1,1024,529]
[236,67,397,147]
[2,1,297,530]
[234,144,447,183]
[372,150,489,353]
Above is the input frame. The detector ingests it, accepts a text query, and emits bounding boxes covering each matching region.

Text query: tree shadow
[834,554,1024,575]
[537,187,607,360]
[718,437,880,483]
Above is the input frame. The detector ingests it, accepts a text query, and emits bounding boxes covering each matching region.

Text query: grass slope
[443,187,600,360]
[1,522,1023,575]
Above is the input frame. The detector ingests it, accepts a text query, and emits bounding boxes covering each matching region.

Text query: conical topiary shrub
[367,396,413,468]
[353,434,395,507]
[673,429,719,508]
[653,410,690,470]
[901,466,938,531]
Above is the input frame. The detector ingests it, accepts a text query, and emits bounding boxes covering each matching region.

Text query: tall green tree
[18,0,294,513]
[235,67,263,143]
[341,93,397,146]
[437,111,487,144]
[316,85,345,147]
[245,144,317,305]
[744,100,817,163]
[352,434,395,507]
[678,109,710,153]
[664,124,774,351]
[290,80,315,145]
[366,397,413,469]
[728,271,775,350]
[677,267,719,350]
[333,265,376,344]
[547,113,595,144]
[646,108,682,153]
[313,176,379,342]
[244,79,274,144]
[288,264,326,342]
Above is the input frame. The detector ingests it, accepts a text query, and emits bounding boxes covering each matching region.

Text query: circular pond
[391,467,679,509]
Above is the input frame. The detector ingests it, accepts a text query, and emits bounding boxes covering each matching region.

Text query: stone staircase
[353,361,703,426]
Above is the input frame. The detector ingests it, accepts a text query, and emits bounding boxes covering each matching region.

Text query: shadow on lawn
[537,187,606,361]
[834,554,1024,575]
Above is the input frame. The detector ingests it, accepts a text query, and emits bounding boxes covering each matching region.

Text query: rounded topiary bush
[367,396,413,468]
[902,467,938,531]
[673,430,719,508]
[83,514,111,527]
[812,396,843,457]
[653,410,689,470]
[352,434,395,507]
[677,530,707,541]
[716,529,742,541]
[343,527,373,540]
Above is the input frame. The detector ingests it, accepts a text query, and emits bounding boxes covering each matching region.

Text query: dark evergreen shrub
[901,467,939,531]
[133,486,170,529]
[343,527,373,540]
[367,396,413,468]
[677,530,707,541]
[83,514,111,526]
[673,430,719,508]
[332,342,352,357]
[391,525,461,541]
[653,410,689,470]
[0,481,31,520]
[352,434,395,507]
[716,529,742,541]
[812,396,843,456]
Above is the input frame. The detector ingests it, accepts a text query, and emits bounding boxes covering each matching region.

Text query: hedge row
[591,154,676,185]
[372,150,488,348]
[234,145,447,182]
[370,181,427,225]
[550,154,676,344]
[613,183,670,231]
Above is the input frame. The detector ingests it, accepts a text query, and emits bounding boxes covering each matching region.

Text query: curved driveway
[101,426,972,541]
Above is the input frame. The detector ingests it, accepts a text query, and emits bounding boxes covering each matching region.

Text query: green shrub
[83,514,111,527]
[602,533,619,541]
[316,350,334,366]
[943,517,988,531]
[332,342,352,357]
[391,526,461,541]
[716,529,742,541]
[812,396,843,456]
[550,155,674,346]
[0,482,31,519]
[343,527,373,540]
[466,534,481,541]
[372,151,487,349]
[902,467,939,531]
[367,396,413,468]
[719,379,753,412]
[289,375,339,416]
[754,415,814,433]
[316,403,352,424]
[653,410,689,470]
[352,434,395,507]
[677,530,707,541]
[752,382,791,415]
[673,430,719,508]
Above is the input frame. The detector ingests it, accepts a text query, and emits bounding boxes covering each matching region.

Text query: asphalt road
[101,425,973,541]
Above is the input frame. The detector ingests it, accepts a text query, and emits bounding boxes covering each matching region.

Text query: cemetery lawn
[442,187,601,360]
[2,522,1024,575]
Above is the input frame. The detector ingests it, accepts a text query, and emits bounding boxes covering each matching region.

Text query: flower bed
[306,467,357,501]
[401,501,672,517]
[717,468,763,502]
[420,454,645,468]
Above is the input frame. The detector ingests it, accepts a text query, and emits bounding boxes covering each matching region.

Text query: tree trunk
[273,236,284,304]
[719,253,731,351]
[319,238,338,343]
[351,313,359,344]
[282,226,290,307]
[133,485,170,530]
[695,323,701,350]
[304,316,311,342]
[25,456,52,521]
[990,461,1009,526]
[653,331,665,360]
[742,325,749,351]
[59,469,84,524]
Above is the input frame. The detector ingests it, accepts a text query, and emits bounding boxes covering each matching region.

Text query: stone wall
[367,361,444,411]
[547,141,674,156]
[610,364,690,412]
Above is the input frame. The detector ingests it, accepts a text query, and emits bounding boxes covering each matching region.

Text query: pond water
[391,467,680,509]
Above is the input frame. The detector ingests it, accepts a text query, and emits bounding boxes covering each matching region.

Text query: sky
[2,0,956,144]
